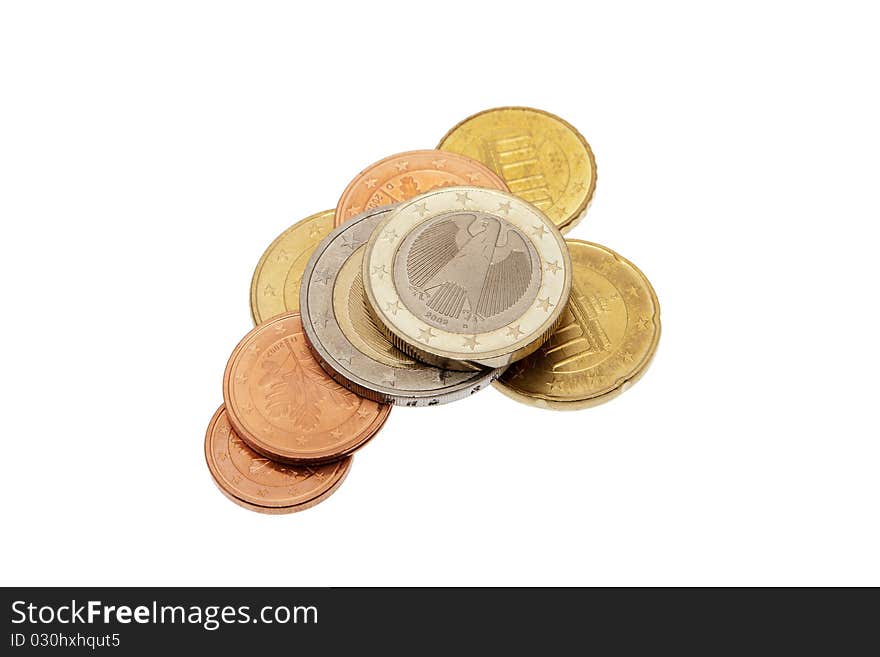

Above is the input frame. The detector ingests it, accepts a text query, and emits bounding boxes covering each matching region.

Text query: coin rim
[204,405,353,512]
[437,106,597,233]
[362,186,572,369]
[249,210,336,325]
[493,240,661,410]
[334,149,508,227]
[222,312,392,464]
[300,205,506,405]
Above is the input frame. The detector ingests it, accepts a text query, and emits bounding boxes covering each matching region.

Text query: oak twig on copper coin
[223,312,391,464]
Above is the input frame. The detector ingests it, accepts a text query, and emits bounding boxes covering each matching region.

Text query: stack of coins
[206,107,661,513]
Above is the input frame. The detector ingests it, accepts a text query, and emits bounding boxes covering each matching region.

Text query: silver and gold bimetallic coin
[362,187,571,370]
[495,240,660,409]
[300,205,504,406]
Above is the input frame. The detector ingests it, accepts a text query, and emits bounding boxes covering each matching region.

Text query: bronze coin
[204,405,351,514]
[223,312,392,464]
[335,149,507,226]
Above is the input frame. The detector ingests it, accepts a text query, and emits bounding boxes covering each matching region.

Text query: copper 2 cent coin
[335,149,507,226]
[204,405,351,514]
[222,312,391,464]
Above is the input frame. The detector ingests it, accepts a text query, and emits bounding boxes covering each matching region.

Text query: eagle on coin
[406,214,531,320]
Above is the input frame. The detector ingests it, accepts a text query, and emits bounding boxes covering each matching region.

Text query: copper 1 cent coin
[335,149,507,226]
[223,312,391,464]
[204,405,351,514]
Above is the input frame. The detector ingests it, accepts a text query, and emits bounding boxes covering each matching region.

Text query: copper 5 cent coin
[335,150,507,226]
[223,312,391,464]
[205,405,351,514]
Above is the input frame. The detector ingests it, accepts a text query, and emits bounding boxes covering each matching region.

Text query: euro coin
[250,210,335,323]
[495,240,660,409]
[362,186,571,370]
[335,150,506,226]
[301,205,505,405]
[223,312,392,464]
[438,107,596,233]
[204,405,351,514]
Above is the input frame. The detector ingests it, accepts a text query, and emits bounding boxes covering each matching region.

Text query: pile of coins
[205,107,661,514]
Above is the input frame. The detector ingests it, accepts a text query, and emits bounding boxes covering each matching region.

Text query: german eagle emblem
[406,214,531,321]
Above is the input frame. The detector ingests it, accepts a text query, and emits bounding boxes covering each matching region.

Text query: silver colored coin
[363,187,572,370]
[395,210,542,333]
[300,205,504,406]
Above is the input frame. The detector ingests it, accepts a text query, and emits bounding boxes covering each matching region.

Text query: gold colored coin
[250,210,335,324]
[494,240,660,409]
[438,107,596,233]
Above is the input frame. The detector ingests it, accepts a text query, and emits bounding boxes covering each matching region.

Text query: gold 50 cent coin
[204,405,351,514]
[250,210,336,324]
[495,240,660,409]
[438,107,596,233]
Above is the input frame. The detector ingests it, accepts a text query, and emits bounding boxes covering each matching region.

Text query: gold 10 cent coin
[495,240,660,409]
[250,210,336,324]
[438,107,596,233]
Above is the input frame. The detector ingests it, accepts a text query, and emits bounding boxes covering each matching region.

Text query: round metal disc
[300,205,504,406]
[362,187,571,369]
[495,240,661,409]
[437,106,597,233]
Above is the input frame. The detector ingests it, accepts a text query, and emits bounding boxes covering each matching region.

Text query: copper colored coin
[335,149,507,226]
[204,405,351,514]
[223,312,392,464]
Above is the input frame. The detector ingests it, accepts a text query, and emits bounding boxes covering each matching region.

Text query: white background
[1,1,877,586]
